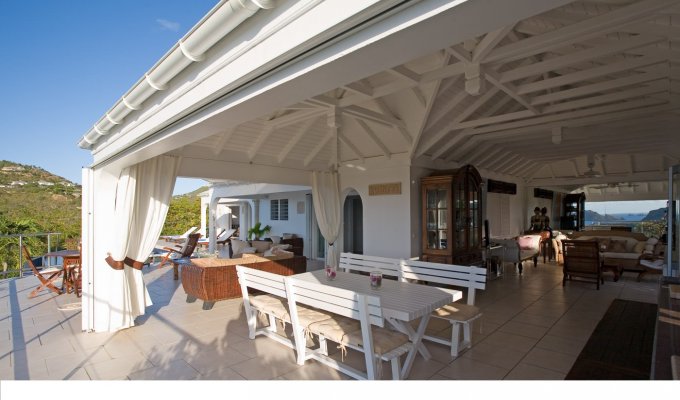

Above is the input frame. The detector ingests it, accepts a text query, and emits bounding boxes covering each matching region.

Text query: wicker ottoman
[180,254,307,309]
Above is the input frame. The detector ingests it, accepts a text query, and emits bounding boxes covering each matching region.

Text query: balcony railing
[0,232,67,279]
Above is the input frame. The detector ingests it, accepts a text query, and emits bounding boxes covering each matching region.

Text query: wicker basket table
[181,254,307,309]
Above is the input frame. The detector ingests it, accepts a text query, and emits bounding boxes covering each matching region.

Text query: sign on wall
[369,182,402,196]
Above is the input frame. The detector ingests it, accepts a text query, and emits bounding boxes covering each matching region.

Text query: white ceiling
[179,0,680,199]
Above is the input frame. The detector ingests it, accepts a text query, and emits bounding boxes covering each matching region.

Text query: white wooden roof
[84,0,680,200]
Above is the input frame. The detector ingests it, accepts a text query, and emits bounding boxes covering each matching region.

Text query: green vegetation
[0,160,206,279]
[161,194,202,236]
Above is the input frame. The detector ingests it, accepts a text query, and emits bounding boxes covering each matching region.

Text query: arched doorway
[343,190,363,254]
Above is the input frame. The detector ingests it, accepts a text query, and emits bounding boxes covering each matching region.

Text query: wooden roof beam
[277,117,317,164]
[484,0,678,64]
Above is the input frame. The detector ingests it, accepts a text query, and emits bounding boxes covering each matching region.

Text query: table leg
[388,315,432,379]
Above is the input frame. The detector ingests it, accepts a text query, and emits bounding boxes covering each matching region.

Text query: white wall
[339,160,413,259]
[257,191,309,248]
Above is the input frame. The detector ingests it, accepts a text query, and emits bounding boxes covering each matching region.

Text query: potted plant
[247,222,272,241]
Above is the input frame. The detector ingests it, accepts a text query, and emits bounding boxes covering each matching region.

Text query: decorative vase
[325,265,337,281]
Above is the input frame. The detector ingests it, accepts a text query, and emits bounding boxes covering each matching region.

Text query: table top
[43,250,80,258]
[291,270,460,322]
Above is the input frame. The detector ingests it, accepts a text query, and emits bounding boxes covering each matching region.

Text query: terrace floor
[0,257,661,381]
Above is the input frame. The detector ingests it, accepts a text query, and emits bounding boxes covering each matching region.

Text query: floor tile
[505,362,566,380]
[127,359,200,380]
[521,347,578,374]
[438,357,509,380]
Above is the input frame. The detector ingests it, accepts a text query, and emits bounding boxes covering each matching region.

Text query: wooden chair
[158,233,200,271]
[399,259,487,358]
[22,245,63,298]
[562,239,603,290]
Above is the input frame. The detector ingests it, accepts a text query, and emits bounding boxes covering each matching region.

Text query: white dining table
[291,269,462,378]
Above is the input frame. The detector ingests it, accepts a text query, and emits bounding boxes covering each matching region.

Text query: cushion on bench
[308,315,409,357]
[432,302,481,322]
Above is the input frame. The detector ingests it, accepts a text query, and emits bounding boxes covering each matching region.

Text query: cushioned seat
[308,315,409,357]
[432,303,481,322]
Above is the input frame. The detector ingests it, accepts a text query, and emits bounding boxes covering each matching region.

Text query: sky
[586,200,666,215]
[0,0,217,195]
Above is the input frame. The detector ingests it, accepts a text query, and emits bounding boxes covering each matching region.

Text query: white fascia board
[211,183,310,199]
[91,0,572,171]
[88,0,390,165]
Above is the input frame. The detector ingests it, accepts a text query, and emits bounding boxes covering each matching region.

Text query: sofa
[492,234,542,274]
[180,253,307,309]
[228,236,304,258]
[569,230,664,281]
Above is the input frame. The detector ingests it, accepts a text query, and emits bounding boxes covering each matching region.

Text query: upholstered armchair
[493,234,541,274]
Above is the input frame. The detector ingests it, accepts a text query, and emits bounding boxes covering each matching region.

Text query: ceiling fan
[580,155,602,178]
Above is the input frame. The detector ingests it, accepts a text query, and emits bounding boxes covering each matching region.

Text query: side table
[485,244,505,280]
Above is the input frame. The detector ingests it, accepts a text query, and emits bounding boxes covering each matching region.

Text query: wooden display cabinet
[421,165,483,265]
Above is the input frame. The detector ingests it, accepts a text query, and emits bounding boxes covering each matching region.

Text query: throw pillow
[282,233,294,240]
[251,240,272,253]
[644,237,659,254]
[230,239,248,256]
[241,246,257,254]
[597,238,611,252]
[607,240,627,253]
[633,241,646,254]
[269,235,281,244]
[517,236,536,250]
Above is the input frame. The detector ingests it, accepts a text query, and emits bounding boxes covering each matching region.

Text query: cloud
[156,18,180,32]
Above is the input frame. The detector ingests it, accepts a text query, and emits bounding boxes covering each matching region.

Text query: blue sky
[0,0,216,194]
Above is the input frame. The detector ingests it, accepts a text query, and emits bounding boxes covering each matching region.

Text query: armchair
[493,234,541,274]
[562,239,602,289]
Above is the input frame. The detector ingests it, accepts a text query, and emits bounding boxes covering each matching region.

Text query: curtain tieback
[105,255,145,270]
[105,255,125,270]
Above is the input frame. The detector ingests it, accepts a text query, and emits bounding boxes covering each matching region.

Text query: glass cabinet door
[425,186,449,250]
[454,180,465,250]
[468,179,480,249]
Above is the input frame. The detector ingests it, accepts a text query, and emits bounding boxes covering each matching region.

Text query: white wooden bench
[284,274,412,380]
[400,259,487,357]
[235,265,332,363]
[339,252,402,278]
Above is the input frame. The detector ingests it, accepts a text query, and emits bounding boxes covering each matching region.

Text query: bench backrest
[399,259,487,305]
[235,264,288,299]
[284,275,384,327]
[339,252,401,278]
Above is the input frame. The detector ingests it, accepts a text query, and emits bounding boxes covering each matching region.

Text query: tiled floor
[0,258,661,380]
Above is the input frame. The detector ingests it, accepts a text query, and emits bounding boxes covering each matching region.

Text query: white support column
[208,198,217,252]
[199,195,209,237]
[84,164,126,332]
[81,167,94,332]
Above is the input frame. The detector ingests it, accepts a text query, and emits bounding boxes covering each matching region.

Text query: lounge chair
[22,245,63,298]
[159,226,199,243]
[157,233,201,270]
[197,228,235,248]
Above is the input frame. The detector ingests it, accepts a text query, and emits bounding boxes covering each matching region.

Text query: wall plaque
[369,182,401,196]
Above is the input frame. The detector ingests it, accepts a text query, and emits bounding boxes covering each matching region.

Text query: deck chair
[159,226,198,243]
[157,233,201,271]
[22,245,63,298]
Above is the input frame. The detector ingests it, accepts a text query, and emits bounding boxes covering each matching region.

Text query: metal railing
[0,232,65,279]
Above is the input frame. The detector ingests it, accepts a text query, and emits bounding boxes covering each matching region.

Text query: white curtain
[104,155,180,331]
[312,170,341,268]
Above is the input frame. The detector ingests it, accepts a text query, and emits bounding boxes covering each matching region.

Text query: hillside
[584,210,623,222]
[0,160,205,239]
[0,160,82,238]
[643,207,666,221]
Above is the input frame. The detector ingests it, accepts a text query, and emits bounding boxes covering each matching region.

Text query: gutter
[78,0,275,149]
